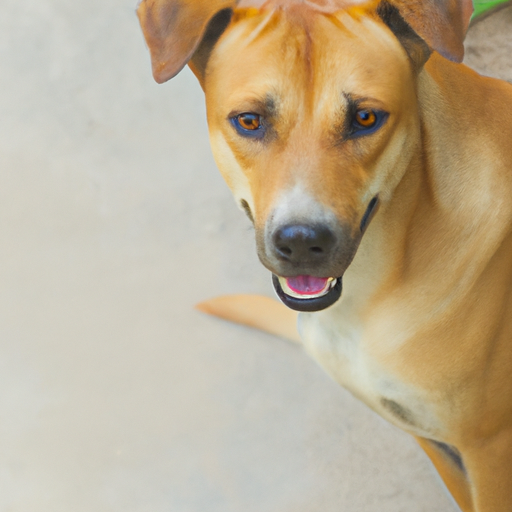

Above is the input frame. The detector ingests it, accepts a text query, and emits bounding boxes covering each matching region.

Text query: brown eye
[237,113,261,131]
[355,109,377,128]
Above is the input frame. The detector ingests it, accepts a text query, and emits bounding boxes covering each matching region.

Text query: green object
[473,0,510,18]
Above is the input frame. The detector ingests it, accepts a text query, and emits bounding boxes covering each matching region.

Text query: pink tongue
[286,276,329,295]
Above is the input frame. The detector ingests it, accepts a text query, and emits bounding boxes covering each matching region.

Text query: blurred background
[0,1,511,511]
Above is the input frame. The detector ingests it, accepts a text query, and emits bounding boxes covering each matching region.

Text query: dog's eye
[238,113,261,130]
[351,109,388,138]
[355,109,377,128]
[231,113,265,139]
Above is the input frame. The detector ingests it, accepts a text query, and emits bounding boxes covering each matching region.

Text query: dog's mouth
[272,274,342,312]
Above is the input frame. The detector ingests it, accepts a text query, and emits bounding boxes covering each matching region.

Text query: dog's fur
[137,1,512,510]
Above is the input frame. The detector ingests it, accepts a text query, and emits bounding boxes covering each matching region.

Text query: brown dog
[137,1,512,510]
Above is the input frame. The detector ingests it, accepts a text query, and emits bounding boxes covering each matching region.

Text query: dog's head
[138,0,473,312]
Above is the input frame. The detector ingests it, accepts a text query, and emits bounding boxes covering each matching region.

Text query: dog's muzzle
[263,197,379,312]
[262,222,347,312]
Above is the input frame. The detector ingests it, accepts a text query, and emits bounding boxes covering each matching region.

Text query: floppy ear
[385,0,473,63]
[376,2,432,70]
[137,0,238,84]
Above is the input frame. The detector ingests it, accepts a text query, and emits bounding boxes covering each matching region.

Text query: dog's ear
[376,2,431,69]
[137,0,238,84]
[399,0,474,63]
[379,0,473,65]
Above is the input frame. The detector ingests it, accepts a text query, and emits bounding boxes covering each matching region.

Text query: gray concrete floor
[0,2,510,511]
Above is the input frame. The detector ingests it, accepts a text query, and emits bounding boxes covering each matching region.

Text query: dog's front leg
[417,431,512,512]
[461,430,512,512]
[415,436,472,511]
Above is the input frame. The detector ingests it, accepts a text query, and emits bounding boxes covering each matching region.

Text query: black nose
[272,224,336,263]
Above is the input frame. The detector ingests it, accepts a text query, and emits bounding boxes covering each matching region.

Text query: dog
[137,1,512,510]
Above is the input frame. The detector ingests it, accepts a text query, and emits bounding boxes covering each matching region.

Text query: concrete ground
[0,2,511,511]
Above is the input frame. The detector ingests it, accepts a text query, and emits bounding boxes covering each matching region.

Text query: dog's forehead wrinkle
[234,0,370,54]
[229,7,277,51]
[238,0,373,14]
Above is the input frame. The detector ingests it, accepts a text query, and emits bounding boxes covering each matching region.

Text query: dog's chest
[298,308,445,438]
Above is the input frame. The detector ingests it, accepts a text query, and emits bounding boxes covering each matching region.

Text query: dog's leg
[415,436,473,511]
[459,431,512,512]
[196,295,301,344]
[417,432,512,512]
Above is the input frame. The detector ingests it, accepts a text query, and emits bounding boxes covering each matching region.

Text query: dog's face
[204,6,421,310]
[138,0,473,311]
